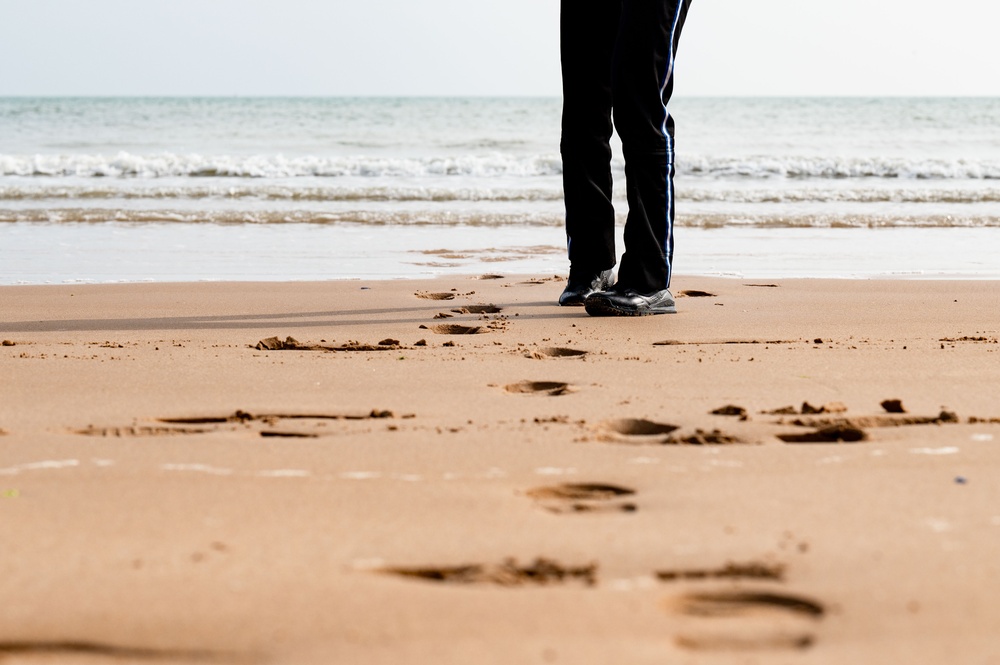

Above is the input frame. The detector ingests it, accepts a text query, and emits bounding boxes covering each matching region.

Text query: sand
[1,275,999,664]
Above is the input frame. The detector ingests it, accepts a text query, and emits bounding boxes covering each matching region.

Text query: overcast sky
[0,0,996,97]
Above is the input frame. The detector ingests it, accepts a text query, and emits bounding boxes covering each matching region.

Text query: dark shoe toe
[558,269,615,306]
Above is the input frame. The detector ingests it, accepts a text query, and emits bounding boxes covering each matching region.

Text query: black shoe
[558,269,615,306]
[584,287,676,316]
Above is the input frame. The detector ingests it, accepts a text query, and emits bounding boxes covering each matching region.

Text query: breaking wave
[683,155,1000,180]
[2,152,999,180]
[0,184,564,203]
[0,152,563,179]
[3,183,999,205]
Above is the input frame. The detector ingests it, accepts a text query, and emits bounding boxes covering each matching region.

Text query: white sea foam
[0,207,567,227]
[4,183,1000,205]
[0,152,564,179]
[0,184,565,203]
[684,155,1000,180]
[3,152,998,181]
[3,207,998,229]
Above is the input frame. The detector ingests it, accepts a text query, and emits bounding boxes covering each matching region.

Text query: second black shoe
[584,287,677,316]
[558,269,615,306]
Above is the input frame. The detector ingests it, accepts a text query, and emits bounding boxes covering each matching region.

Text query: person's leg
[610,0,691,295]
[559,0,621,288]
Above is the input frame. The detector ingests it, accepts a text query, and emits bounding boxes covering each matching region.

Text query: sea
[2,96,999,284]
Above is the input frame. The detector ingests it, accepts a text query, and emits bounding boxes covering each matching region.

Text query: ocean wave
[682,187,1000,204]
[677,214,1000,229]
[3,152,1000,181]
[0,152,564,179]
[683,155,1000,180]
[4,207,998,229]
[4,183,1000,205]
[0,207,566,227]
[0,184,564,203]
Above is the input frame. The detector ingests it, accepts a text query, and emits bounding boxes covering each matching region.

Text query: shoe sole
[584,297,676,317]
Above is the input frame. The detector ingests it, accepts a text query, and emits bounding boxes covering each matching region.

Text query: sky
[0,0,997,97]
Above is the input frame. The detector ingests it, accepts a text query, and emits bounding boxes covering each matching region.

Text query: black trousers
[560,0,691,292]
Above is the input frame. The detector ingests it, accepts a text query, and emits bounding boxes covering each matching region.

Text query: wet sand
[2,275,999,664]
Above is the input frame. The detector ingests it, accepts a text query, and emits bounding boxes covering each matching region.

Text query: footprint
[599,418,680,439]
[777,424,867,443]
[259,431,320,439]
[428,323,486,335]
[73,425,213,437]
[656,561,786,583]
[415,291,456,300]
[675,590,825,619]
[664,429,746,445]
[504,381,573,396]
[161,413,251,425]
[255,336,303,350]
[675,632,815,651]
[526,482,637,514]
[526,483,633,501]
[711,405,747,417]
[256,336,404,351]
[881,398,906,413]
[671,590,825,652]
[597,420,746,446]
[73,410,399,439]
[763,401,846,416]
[161,410,394,428]
[677,290,716,298]
[783,412,958,429]
[0,641,225,662]
[380,557,597,587]
[454,304,503,314]
[529,347,587,359]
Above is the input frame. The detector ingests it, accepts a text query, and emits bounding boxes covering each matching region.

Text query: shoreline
[3,275,1000,663]
[6,224,1000,285]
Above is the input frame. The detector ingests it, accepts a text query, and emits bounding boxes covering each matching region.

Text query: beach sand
[1,275,999,664]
